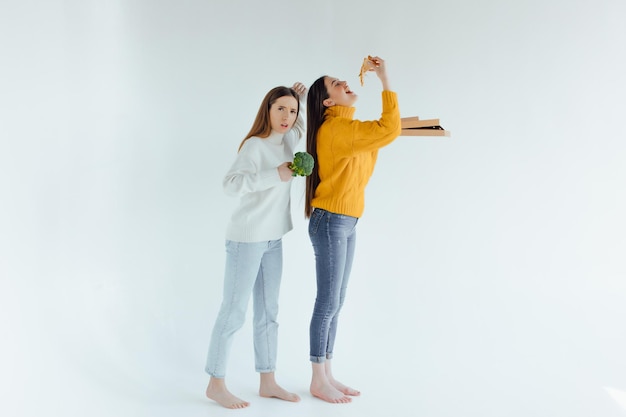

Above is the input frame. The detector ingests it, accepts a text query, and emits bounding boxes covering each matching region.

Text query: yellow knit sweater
[312,90,401,218]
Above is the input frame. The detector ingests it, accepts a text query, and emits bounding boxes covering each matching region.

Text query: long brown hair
[305,76,329,218]
[238,86,301,151]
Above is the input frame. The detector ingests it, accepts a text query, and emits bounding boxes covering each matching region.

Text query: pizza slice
[358,55,380,86]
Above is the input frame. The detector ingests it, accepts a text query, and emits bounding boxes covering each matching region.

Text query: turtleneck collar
[325,105,356,120]
[266,130,285,145]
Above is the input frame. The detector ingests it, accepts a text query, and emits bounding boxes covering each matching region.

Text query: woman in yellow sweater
[305,56,401,403]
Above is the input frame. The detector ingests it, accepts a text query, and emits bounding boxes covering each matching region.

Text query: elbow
[223,188,238,197]
[222,178,241,196]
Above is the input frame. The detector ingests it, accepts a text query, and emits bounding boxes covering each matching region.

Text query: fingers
[292,82,308,97]
[368,56,387,79]
[278,162,294,182]
[365,56,382,68]
[369,56,384,69]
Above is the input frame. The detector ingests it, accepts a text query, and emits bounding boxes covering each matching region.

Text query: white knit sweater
[223,127,301,242]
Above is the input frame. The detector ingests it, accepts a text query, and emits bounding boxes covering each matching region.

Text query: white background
[1,1,626,416]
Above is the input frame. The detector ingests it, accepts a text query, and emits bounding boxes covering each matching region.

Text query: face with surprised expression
[322,77,358,108]
[269,95,299,134]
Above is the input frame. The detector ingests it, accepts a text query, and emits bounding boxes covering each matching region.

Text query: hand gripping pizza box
[400,116,451,137]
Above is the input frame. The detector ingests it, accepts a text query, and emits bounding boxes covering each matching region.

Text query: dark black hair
[305,76,330,218]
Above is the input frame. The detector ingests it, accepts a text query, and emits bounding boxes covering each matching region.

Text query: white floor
[7,358,626,417]
[4,287,626,417]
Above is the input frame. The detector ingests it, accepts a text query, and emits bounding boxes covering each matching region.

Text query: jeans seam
[260,252,271,370]
[209,241,240,377]
[326,214,335,357]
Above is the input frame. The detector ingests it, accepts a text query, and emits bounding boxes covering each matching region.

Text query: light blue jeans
[205,239,283,378]
[308,208,358,363]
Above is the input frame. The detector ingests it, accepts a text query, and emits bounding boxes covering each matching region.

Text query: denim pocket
[308,208,325,235]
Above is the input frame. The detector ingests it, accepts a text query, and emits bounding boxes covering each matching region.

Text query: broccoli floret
[289,151,314,176]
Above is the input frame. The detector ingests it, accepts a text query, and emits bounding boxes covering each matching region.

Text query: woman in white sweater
[204,82,306,409]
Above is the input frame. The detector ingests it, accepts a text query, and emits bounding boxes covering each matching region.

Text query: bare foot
[205,379,250,409]
[329,377,360,396]
[310,380,352,404]
[259,383,301,402]
[259,372,300,402]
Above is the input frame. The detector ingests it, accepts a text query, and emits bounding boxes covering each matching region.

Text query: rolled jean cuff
[205,367,224,379]
[310,353,333,363]
[256,367,275,374]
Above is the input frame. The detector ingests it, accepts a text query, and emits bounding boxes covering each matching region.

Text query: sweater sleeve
[333,91,401,155]
[223,140,281,196]
[293,98,305,140]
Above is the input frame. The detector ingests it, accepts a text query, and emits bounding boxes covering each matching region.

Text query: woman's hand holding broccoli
[277,162,294,182]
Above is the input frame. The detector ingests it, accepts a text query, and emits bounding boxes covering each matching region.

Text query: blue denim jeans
[205,239,283,378]
[308,208,358,363]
